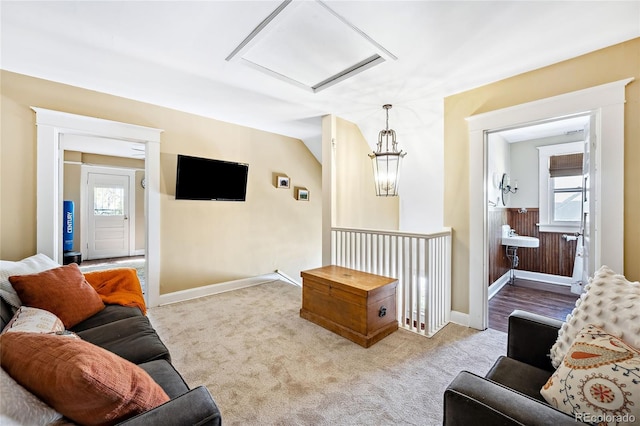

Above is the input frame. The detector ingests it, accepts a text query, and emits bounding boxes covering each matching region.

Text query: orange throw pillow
[0,332,170,426]
[9,263,104,328]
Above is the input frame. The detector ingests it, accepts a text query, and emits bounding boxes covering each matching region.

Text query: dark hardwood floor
[489,281,578,333]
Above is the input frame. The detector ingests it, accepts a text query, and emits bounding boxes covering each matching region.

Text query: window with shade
[537,142,584,233]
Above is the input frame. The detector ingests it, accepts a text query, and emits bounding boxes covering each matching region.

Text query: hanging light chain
[377,104,399,153]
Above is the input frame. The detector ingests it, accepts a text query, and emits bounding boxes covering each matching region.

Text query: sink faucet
[509,229,517,237]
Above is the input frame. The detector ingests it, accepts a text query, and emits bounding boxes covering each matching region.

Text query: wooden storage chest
[299,265,398,348]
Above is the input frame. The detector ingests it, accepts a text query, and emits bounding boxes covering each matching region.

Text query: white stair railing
[331,227,452,337]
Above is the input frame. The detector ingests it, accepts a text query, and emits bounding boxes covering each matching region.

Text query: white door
[581,117,597,288]
[87,172,130,260]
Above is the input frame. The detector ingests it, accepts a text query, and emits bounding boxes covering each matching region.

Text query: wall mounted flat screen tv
[175,154,249,201]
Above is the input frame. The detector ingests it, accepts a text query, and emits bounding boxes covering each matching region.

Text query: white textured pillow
[2,306,64,334]
[0,254,59,309]
[0,367,63,425]
[549,265,640,368]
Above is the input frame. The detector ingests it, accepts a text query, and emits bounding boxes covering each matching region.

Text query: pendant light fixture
[369,104,406,196]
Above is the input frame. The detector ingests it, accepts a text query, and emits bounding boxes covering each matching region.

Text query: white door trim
[81,165,136,260]
[32,107,163,307]
[465,78,633,330]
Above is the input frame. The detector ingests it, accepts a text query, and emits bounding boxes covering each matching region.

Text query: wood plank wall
[488,209,510,285]
[488,208,578,286]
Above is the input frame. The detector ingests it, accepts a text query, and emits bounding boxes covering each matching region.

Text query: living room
[1,1,640,425]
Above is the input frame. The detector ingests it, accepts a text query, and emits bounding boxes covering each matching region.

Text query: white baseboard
[488,272,510,300]
[132,249,145,256]
[157,273,283,306]
[449,311,469,327]
[513,270,572,286]
[275,269,301,286]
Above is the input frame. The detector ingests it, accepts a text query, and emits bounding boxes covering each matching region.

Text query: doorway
[466,78,631,330]
[33,107,162,307]
[484,116,588,331]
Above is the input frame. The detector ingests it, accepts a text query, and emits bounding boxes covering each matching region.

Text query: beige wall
[334,117,399,230]
[444,38,640,314]
[1,70,322,294]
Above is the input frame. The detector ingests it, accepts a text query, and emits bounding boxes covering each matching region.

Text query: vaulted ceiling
[2,1,639,161]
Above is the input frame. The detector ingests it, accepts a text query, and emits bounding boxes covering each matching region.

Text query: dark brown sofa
[1,297,222,425]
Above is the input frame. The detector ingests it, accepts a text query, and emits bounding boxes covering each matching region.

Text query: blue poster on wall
[63,200,74,252]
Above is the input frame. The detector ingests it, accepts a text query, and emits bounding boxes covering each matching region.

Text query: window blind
[549,153,583,178]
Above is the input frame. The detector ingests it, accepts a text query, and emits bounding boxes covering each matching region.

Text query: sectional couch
[0,255,221,425]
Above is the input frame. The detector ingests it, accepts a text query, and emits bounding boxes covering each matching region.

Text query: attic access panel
[226,0,396,93]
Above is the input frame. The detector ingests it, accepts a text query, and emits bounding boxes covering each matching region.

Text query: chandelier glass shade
[369,104,406,196]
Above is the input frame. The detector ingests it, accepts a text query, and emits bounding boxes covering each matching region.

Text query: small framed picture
[277,176,290,188]
[296,189,309,201]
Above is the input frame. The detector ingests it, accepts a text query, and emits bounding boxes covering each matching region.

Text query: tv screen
[175,154,248,201]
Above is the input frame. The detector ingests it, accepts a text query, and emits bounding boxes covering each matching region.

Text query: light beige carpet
[148,281,507,426]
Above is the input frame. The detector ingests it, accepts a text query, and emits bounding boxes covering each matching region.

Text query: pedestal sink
[502,235,539,248]
[500,226,539,285]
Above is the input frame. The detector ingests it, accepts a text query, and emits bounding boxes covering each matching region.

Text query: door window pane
[94,186,124,215]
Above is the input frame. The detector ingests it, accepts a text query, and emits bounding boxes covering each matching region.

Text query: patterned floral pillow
[541,324,639,425]
[2,306,64,334]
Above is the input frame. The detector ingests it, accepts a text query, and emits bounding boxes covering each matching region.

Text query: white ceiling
[1,1,639,161]
[496,115,591,143]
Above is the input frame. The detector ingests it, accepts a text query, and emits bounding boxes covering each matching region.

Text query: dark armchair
[443,310,587,425]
